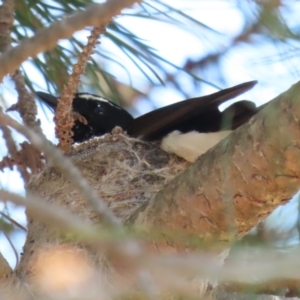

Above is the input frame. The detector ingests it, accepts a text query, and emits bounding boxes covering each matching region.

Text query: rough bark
[127,81,300,249]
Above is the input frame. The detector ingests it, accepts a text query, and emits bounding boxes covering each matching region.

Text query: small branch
[0,1,33,182]
[0,1,43,184]
[0,140,44,179]
[0,211,27,232]
[12,69,43,135]
[0,115,29,181]
[0,0,140,81]
[0,111,122,228]
[3,232,19,267]
[57,26,106,152]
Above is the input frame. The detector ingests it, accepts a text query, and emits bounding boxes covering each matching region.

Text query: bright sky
[97,0,296,114]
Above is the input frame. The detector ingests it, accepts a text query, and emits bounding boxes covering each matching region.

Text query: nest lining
[28,128,189,224]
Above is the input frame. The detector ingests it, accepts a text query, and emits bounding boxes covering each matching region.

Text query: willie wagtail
[36,80,261,162]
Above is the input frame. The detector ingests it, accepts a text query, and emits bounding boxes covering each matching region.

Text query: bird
[36,92,134,143]
[36,80,261,162]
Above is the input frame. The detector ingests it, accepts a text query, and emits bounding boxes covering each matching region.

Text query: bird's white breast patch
[161,130,232,162]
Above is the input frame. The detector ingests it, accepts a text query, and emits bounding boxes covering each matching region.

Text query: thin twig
[0,211,27,232]
[3,231,19,267]
[0,141,44,177]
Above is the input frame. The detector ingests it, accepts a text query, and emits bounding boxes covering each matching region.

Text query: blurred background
[1,0,300,267]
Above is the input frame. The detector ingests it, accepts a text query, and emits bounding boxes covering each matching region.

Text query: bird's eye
[95,103,104,114]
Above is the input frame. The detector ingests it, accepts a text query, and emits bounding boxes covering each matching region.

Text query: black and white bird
[36,80,261,162]
[36,92,134,143]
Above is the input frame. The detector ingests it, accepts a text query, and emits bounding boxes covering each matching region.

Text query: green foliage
[13,0,217,99]
[11,1,300,102]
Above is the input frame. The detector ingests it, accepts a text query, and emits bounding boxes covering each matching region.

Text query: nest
[19,128,190,290]
[27,127,189,227]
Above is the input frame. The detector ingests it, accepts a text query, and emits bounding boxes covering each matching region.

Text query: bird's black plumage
[36,80,260,144]
[126,81,259,140]
[36,92,134,143]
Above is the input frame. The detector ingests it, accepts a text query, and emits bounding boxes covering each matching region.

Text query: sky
[106,1,298,108]
[1,0,300,266]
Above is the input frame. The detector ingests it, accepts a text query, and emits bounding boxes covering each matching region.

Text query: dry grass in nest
[27,127,189,226]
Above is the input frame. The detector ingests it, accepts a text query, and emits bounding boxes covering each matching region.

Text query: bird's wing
[125,81,259,140]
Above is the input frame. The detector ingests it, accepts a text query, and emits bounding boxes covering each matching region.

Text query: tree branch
[0,0,140,81]
[127,81,300,249]
[56,26,106,152]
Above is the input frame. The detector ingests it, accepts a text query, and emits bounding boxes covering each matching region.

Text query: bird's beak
[36,92,58,110]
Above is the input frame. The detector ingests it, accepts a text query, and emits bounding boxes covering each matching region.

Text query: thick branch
[127,81,300,248]
[0,0,140,81]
